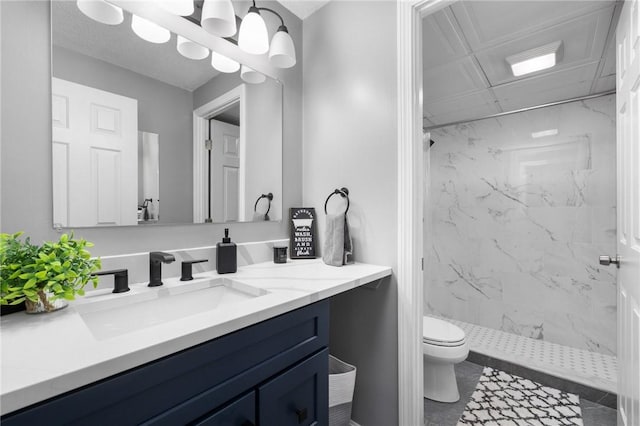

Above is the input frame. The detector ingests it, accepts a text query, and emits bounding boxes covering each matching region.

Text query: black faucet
[92,269,130,293]
[149,252,175,287]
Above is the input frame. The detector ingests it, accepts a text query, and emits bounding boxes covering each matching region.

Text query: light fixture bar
[506,41,563,77]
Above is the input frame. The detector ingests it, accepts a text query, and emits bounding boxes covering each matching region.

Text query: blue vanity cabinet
[193,392,256,426]
[2,300,329,426]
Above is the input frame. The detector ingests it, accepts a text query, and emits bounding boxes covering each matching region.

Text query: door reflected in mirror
[51,1,282,228]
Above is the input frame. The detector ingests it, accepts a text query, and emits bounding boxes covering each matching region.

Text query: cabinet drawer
[259,349,329,426]
[194,392,255,426]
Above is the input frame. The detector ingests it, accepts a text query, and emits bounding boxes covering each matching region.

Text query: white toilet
[423,316,469,402]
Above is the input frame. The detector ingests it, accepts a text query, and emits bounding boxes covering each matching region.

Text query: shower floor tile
[447,319,617,394]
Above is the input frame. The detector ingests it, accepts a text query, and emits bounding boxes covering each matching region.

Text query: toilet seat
[423,316,466,347]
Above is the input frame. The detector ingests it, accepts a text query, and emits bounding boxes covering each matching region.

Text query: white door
[210,119,240,222]
[52,78,138,227]
[615,2,640,425]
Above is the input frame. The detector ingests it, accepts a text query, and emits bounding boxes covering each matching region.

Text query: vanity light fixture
[201,0,237,38]
[238,1,297,69]
[211,51,241,73]
[158,0,194,17]
[177,36,210,60]
[131,14,171,44]
[76,0,124,25]
[241,65,266,84]
[506,41,563,77]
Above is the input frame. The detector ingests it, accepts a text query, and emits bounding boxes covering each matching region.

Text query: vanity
[1,260,392,425]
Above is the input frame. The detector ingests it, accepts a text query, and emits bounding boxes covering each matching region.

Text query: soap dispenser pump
[216,228,237,274]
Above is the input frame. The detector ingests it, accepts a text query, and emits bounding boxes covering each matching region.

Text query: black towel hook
[254,193,273,219]
[324,187,350,215]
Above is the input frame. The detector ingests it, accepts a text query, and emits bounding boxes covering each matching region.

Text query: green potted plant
[0,232,101,313]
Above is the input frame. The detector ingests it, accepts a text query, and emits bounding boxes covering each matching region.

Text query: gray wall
[1,0,302,256]
[52,46,194,223]
[303,2,399,425]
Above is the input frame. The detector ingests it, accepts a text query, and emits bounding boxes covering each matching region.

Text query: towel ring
[254,193,273,218]
[324,187,350,214]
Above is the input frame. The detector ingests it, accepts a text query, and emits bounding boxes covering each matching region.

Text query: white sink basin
[74,278,267,340]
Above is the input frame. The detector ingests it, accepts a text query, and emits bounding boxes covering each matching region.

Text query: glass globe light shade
[238,7,269,55]
[269,28,296,68]
[211,52,240,73]
[201,0,237,38]
[177,36,209,60]
[131,15,171,44]
[240,65,266,84]
[76,0,123,25]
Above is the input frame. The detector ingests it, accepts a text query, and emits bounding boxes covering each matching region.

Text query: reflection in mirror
[51,1,282,228]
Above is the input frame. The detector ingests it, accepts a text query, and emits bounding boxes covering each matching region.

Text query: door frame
[193,85,247,223]
[396,1,454,424]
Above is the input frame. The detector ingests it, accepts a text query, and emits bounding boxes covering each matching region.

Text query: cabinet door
[258,349,328,426]
[194,392,255,426]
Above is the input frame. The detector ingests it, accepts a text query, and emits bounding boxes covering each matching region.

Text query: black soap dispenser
[216,228,237,274]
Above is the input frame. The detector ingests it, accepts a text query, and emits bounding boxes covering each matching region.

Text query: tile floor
[424,361,617,426]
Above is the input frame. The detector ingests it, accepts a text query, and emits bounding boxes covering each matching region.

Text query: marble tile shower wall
[425,95,617,356]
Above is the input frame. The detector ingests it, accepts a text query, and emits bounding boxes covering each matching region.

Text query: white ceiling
[422,1,620,128]
[276,0,331,20]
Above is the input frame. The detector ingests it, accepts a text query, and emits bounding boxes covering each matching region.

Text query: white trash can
[329,355,357,426]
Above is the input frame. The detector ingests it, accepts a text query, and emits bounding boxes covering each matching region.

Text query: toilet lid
[423,316,466,345]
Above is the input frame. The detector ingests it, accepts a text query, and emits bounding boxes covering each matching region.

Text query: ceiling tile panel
[451,0,615,50]
[424,90,500,122]
[422,8,469,70]
[475,7,613,86]
[493,63,599,111]
[423,56,487,100]
[422,0,618,127]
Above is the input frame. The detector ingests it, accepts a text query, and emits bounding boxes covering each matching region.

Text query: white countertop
[0,259,391,415]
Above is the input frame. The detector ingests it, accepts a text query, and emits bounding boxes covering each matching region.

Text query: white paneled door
[52,78,138,227]
[615,1,640,425]
[210,119,240,222]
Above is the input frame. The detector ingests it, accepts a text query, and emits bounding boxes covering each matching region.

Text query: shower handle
[599,255,620,268]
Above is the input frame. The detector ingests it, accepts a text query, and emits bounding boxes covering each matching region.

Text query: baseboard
[349,421,361,426]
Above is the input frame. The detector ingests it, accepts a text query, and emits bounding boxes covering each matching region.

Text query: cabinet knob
[295,407,308,424]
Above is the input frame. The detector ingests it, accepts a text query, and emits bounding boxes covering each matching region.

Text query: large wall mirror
[51,1,282,228]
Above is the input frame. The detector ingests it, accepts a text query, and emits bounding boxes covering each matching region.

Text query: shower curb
[467,351,617,409]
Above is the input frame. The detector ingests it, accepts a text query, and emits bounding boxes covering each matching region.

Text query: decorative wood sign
[289,208,317,259]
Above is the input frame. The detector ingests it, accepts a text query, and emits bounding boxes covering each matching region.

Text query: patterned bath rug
[457,367,583,426]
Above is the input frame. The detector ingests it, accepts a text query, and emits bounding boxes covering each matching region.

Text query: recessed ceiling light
[506,41,563,77]
[531,128,558,138]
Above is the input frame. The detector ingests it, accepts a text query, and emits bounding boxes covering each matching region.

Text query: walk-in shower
[424,93,617,393]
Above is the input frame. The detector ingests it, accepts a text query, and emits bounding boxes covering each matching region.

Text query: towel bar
[254,193,273,220]
[324,188,350,214]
